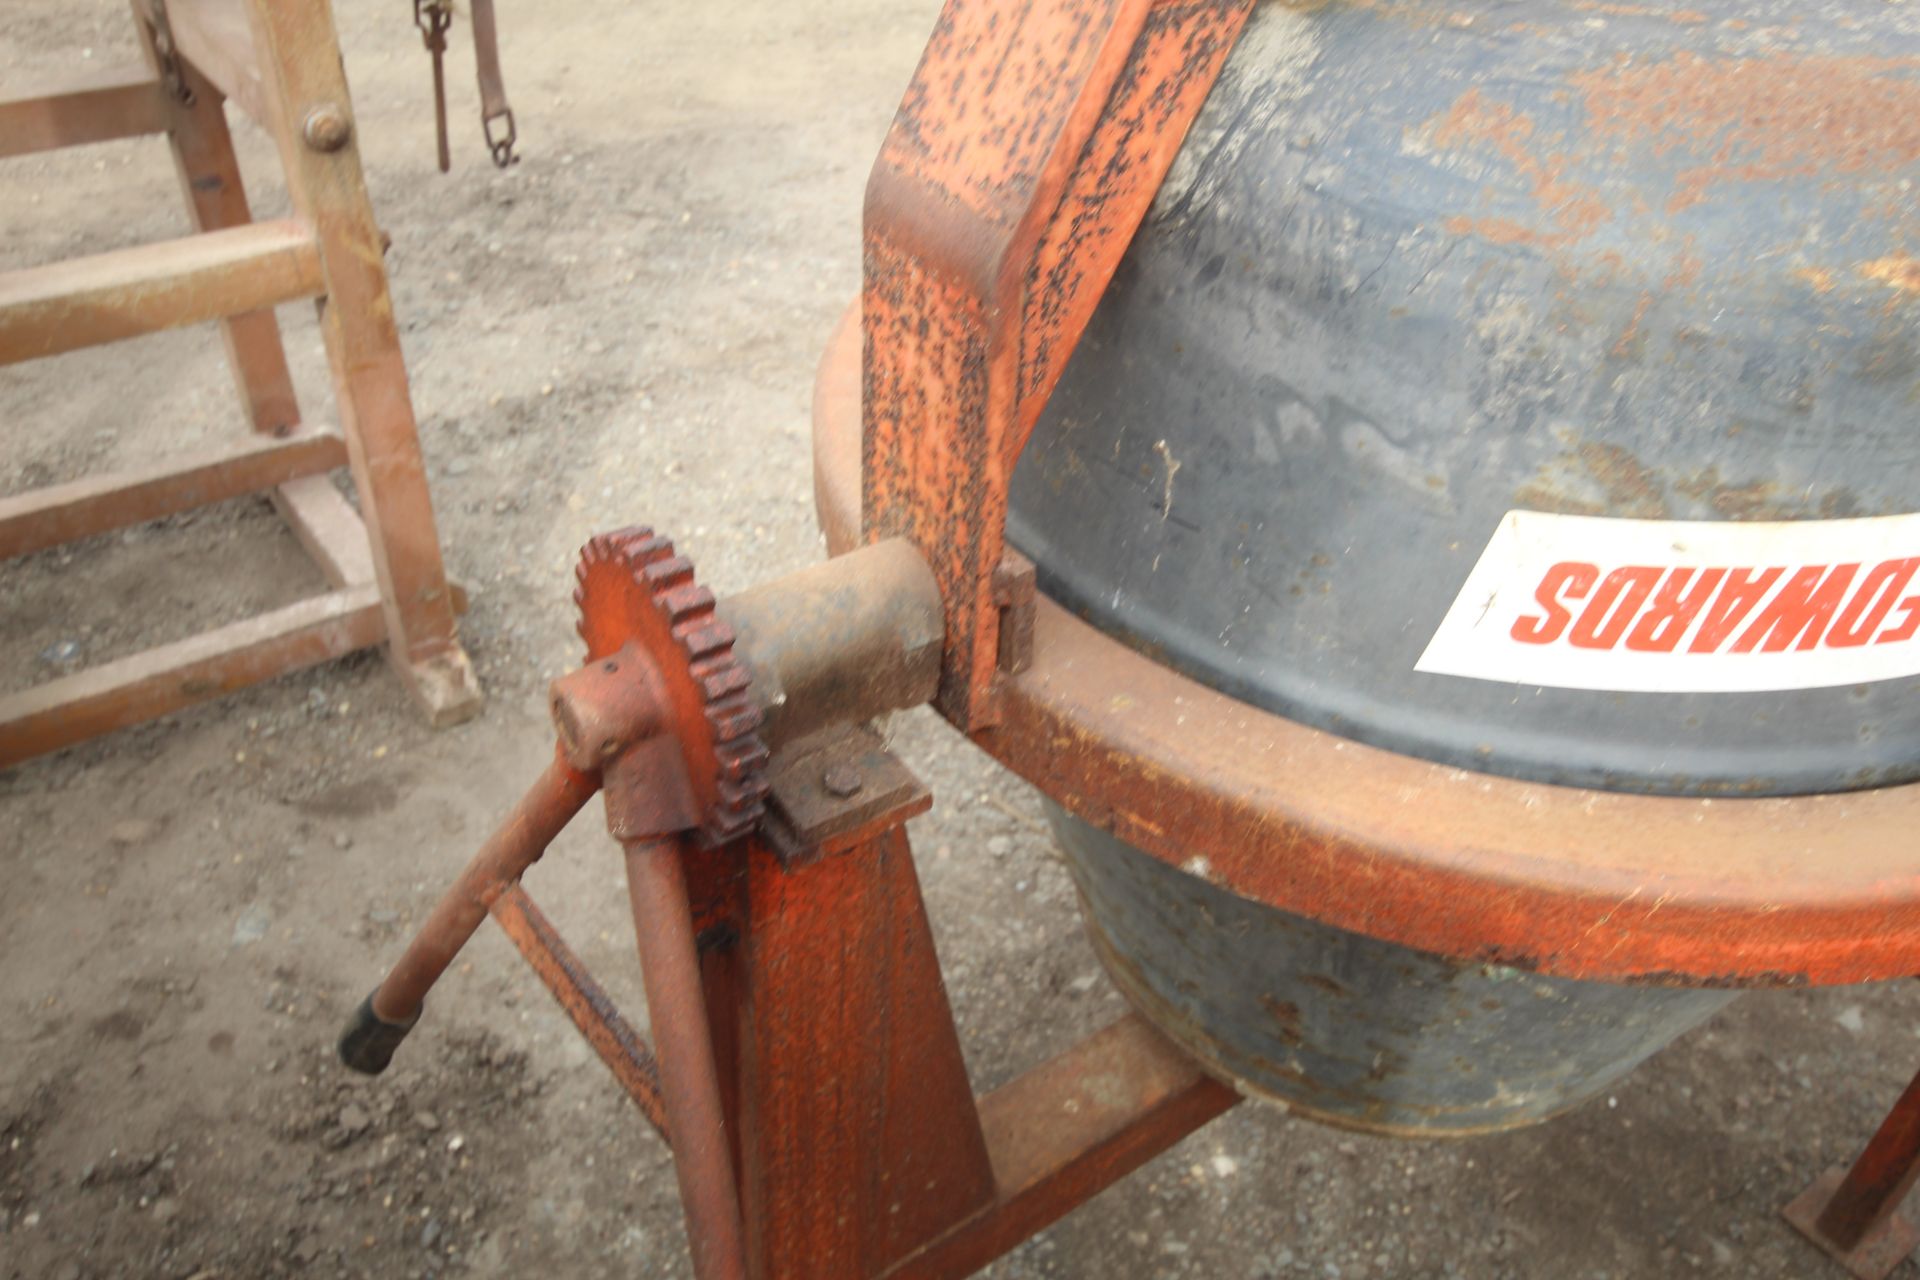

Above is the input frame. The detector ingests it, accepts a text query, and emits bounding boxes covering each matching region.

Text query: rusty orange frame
[846,0,1920,989]
[823,303,1920,988]
[362,2,1920,1278]
[862,0,1259,731]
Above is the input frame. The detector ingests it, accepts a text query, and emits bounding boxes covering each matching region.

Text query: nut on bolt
[303,104,353,152]
[821,764,864,799]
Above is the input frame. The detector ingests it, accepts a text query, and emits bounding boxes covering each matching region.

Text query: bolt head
[303,105,352,152]
[821,764,864,799]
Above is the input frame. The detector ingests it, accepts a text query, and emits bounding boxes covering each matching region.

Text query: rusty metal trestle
[341,530,1238,1279]
[339,4,1273,1273]
[339,0,1920,1273]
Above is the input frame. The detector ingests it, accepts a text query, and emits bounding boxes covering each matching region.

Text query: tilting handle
[338,991,421,1075]
[338,752,599,1074]
[336,746,748,1277]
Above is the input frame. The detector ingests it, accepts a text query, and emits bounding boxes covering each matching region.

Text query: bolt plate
[762,723,928,867]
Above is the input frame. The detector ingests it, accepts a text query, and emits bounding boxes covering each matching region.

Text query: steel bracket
[760,722,931,868]
[991,551,1036,677]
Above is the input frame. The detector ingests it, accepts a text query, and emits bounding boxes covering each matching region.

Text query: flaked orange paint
[1429,87,1612,245]
[1861,253,1920,296]
[1570,52,1920,213]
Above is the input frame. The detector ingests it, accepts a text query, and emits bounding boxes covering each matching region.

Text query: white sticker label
[1415,510,1920,693]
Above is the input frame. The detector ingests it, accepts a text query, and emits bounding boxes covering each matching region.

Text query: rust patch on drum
[1570,2,1710,24]
[1570,53,1920,213]
[1429,88,1612,244]
[1861,253,1920,297]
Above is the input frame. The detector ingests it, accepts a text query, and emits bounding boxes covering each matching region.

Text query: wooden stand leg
[238,0,481,725]
[134,4,300,436]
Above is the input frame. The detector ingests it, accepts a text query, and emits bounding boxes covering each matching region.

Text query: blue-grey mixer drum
[1007,0,1920,1133]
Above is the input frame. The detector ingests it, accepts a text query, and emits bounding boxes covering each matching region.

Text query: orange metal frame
[348,0,1920,1276]
[819,306,1920,988]
[354,741,1239,1279]
[862,0,1257,732]
[348,5,1257,1278]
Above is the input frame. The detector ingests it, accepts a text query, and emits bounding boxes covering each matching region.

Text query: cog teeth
[716,736,769,780]
[687,652,728,679]
[677,620,735,663]
[575,522,770,845]
[703,810,761,847]
[705,696,762,744]
[604,524,656,550]
[644,555,695,595]
[583,528,647,564]
[695,662,752,701]
[718,782,768,809]
[706,760,770,844]
[712,783,767,820]
[623,535,675,567]
[658,583,716,626]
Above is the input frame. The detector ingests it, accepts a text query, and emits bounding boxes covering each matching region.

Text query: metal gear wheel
[572,526,769,846]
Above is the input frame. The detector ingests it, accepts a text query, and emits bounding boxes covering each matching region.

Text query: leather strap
[469,0,516,167]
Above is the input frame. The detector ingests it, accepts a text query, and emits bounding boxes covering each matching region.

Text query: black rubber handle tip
[338,991,419,1075]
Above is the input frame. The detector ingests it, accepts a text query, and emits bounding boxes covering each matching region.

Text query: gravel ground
[3,2,1917,1277]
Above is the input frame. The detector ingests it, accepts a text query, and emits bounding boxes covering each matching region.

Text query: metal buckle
[483,108,517,168]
